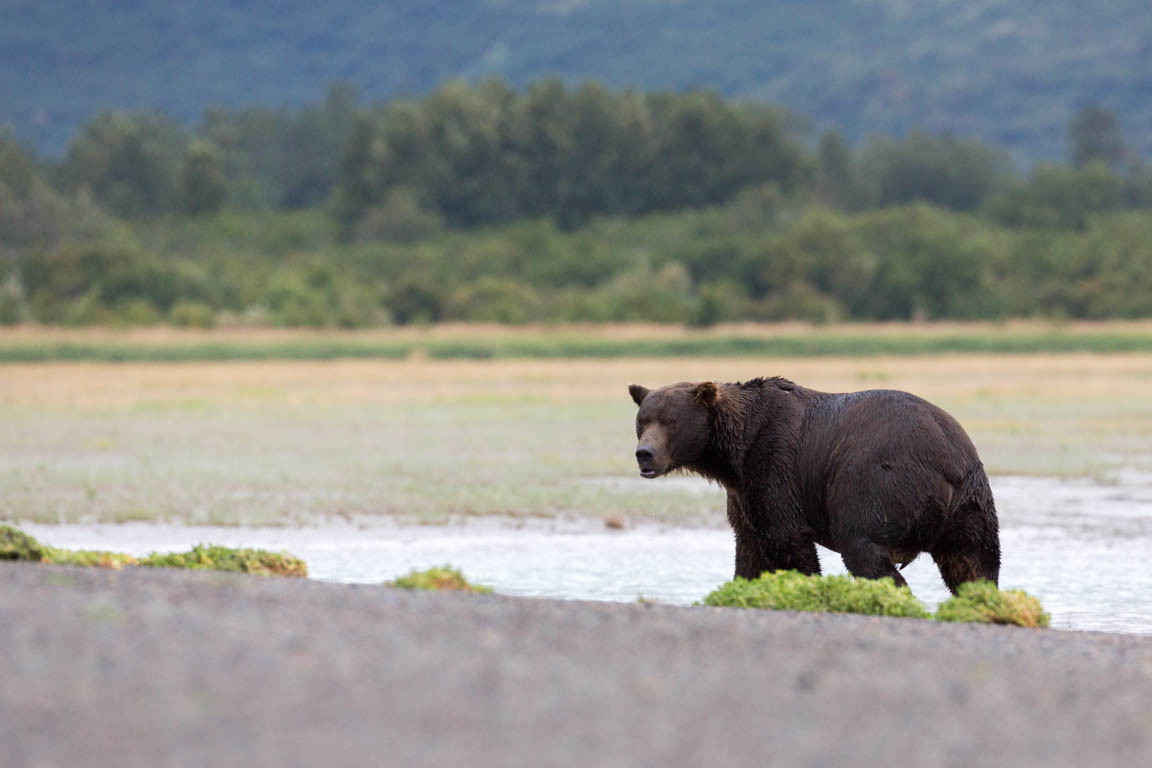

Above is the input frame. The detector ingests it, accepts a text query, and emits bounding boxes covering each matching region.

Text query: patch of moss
[934,580,1050,628]
[702,570,930,619]
[139,544,308,577]
[389,566,493,593]
[0,525,46,561]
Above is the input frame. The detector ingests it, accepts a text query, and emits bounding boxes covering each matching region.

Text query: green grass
[8,328,1152,362]
[0,525,307,577]
[702,570,930,618]
[703,570,1050,628]
[388,566,493,593]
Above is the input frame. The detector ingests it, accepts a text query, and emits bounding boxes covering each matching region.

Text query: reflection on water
[19,474,1152,635]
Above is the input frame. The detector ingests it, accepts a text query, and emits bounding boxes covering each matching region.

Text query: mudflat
[2,563,1149,768]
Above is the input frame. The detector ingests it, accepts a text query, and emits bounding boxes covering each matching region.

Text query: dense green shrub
[10,202,1152,328]
[0,273,26,324]
[855,131,1014,212]
[450,277,539,324]
[179,139,228,215]
[169,300,217,328]
[57,111,186,218]
[689,281,742,327]
[8,195,1152,327]
[989,164,1127,230]
[262,272,333,326]
[386,272,450,325]
[334,80,811,231]
[353,188,446,243]
[109,298,162,327]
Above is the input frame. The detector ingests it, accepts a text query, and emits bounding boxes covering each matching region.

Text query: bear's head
[628,381,718,478]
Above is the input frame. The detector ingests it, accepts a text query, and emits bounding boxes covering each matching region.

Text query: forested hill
[4,0,1151,158]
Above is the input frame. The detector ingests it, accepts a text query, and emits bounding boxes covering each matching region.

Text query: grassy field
[3,345,1152,527]
[7,321,1152,361]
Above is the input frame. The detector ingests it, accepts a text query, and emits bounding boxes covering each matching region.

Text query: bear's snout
[635,445,660,478]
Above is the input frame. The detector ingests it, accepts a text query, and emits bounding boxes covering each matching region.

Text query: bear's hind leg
[932,547,1000,595]
[840,539,908,587]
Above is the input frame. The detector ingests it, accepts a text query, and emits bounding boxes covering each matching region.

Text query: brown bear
[629,377,999,593]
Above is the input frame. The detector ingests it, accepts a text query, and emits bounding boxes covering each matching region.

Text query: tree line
[2,80,1151,327]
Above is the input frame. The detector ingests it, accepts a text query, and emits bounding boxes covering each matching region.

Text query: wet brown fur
[630,377,1000,594]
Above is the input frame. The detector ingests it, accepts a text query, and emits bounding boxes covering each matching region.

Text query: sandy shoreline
[3,563,1150,768]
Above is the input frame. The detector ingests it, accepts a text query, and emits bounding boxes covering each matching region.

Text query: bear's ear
[693,381,719,406]
[628,384,650,406]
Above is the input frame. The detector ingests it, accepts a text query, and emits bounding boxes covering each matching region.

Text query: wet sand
[3,562,1150,768]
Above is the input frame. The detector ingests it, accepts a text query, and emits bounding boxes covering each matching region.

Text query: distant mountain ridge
[4,0,1151,159]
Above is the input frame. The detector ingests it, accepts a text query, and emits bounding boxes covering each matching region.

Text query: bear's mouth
[639,468,659,479]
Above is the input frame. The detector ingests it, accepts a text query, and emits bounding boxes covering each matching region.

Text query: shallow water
[19,473,1152,635]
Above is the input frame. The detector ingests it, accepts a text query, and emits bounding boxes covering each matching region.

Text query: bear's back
[799,387,981,477]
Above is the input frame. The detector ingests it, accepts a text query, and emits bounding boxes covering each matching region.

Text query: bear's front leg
[727,492,821,579]
[733,528,776,580]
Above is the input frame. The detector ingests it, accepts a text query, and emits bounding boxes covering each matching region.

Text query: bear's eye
[665,419,678,430]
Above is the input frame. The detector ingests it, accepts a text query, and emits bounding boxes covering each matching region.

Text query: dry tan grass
[3,353,1152,409]
[5,319,1152,346]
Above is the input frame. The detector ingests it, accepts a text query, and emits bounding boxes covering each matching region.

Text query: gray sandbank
[2,562,1149,768]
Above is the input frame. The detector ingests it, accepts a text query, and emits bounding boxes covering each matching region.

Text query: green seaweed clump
[0,526,306,577]
[0,525,46,561]
[389,566,493,593]
[702,570,930,619]
[43,548,138,569]
[934,580,1050,627]
[139,544,308,577]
